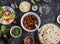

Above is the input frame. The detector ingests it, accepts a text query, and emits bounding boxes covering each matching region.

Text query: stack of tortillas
[39,23,60,44]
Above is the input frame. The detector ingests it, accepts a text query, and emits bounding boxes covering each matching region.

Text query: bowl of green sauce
[10,26,22,38]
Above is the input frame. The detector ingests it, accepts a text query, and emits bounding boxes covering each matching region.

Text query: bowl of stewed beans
[21,12,41,32]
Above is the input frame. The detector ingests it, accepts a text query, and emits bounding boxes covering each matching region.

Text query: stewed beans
[23,15,38,30]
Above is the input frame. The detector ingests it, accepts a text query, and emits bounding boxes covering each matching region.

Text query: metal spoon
[35,24,40,32]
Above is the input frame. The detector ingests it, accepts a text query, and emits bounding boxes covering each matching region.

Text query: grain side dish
[19,1,30,12]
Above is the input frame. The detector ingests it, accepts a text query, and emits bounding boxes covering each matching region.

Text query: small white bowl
[21,12,41,32]
[32,5,38,11]
[19,1,30,12]
[10,26,22,38]
[57,15,60,24]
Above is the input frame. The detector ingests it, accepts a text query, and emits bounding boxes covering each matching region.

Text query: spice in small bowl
[32,5,38,11]
[10,26,22,38]
[24,36,34,44]
[57,15,60,24]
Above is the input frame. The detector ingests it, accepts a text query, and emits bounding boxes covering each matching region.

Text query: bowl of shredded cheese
[19,1,30,12]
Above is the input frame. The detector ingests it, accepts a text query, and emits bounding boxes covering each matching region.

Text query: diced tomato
[2,12,6,16]
[2,10,11,16]
[6,18,12,22]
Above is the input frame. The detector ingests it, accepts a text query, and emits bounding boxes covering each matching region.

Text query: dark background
[0,0,60,44]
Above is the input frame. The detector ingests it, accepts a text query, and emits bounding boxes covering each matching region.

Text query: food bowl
[57,15,60,24]
[19,1,30,12]
[24,36,34,44]
[0,6,15,25]
[21,12,41,32]
[10,26,22,38]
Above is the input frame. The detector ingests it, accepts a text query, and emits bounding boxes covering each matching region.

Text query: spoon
[10,0,18,9]
[35,24,40,32]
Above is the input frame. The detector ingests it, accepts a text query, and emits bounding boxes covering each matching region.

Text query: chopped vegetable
[1,25,6,32]
[3,34,7,38]
[6,18,13,22]
[30,0,35,4]
[11,27,20,36]
[2,13,15,19]
[0,25,9,35]
[0,7,4,17]
[2,10,11,16]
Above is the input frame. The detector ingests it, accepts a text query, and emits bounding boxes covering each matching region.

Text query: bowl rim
[10,26,22,38]
[19,1,30,12]
[24,36,34,44]
[0,6,15,25]
[57,15,60,24]
[21,12,41,32]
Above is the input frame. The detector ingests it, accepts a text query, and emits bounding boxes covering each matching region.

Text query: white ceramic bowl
[0,6,15,25]
[10,26,22,38]
[57,15,60,24]
[19,1,30,12]
[21,12,41,32]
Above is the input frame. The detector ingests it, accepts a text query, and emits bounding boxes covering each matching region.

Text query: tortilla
[39,23,60,44]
